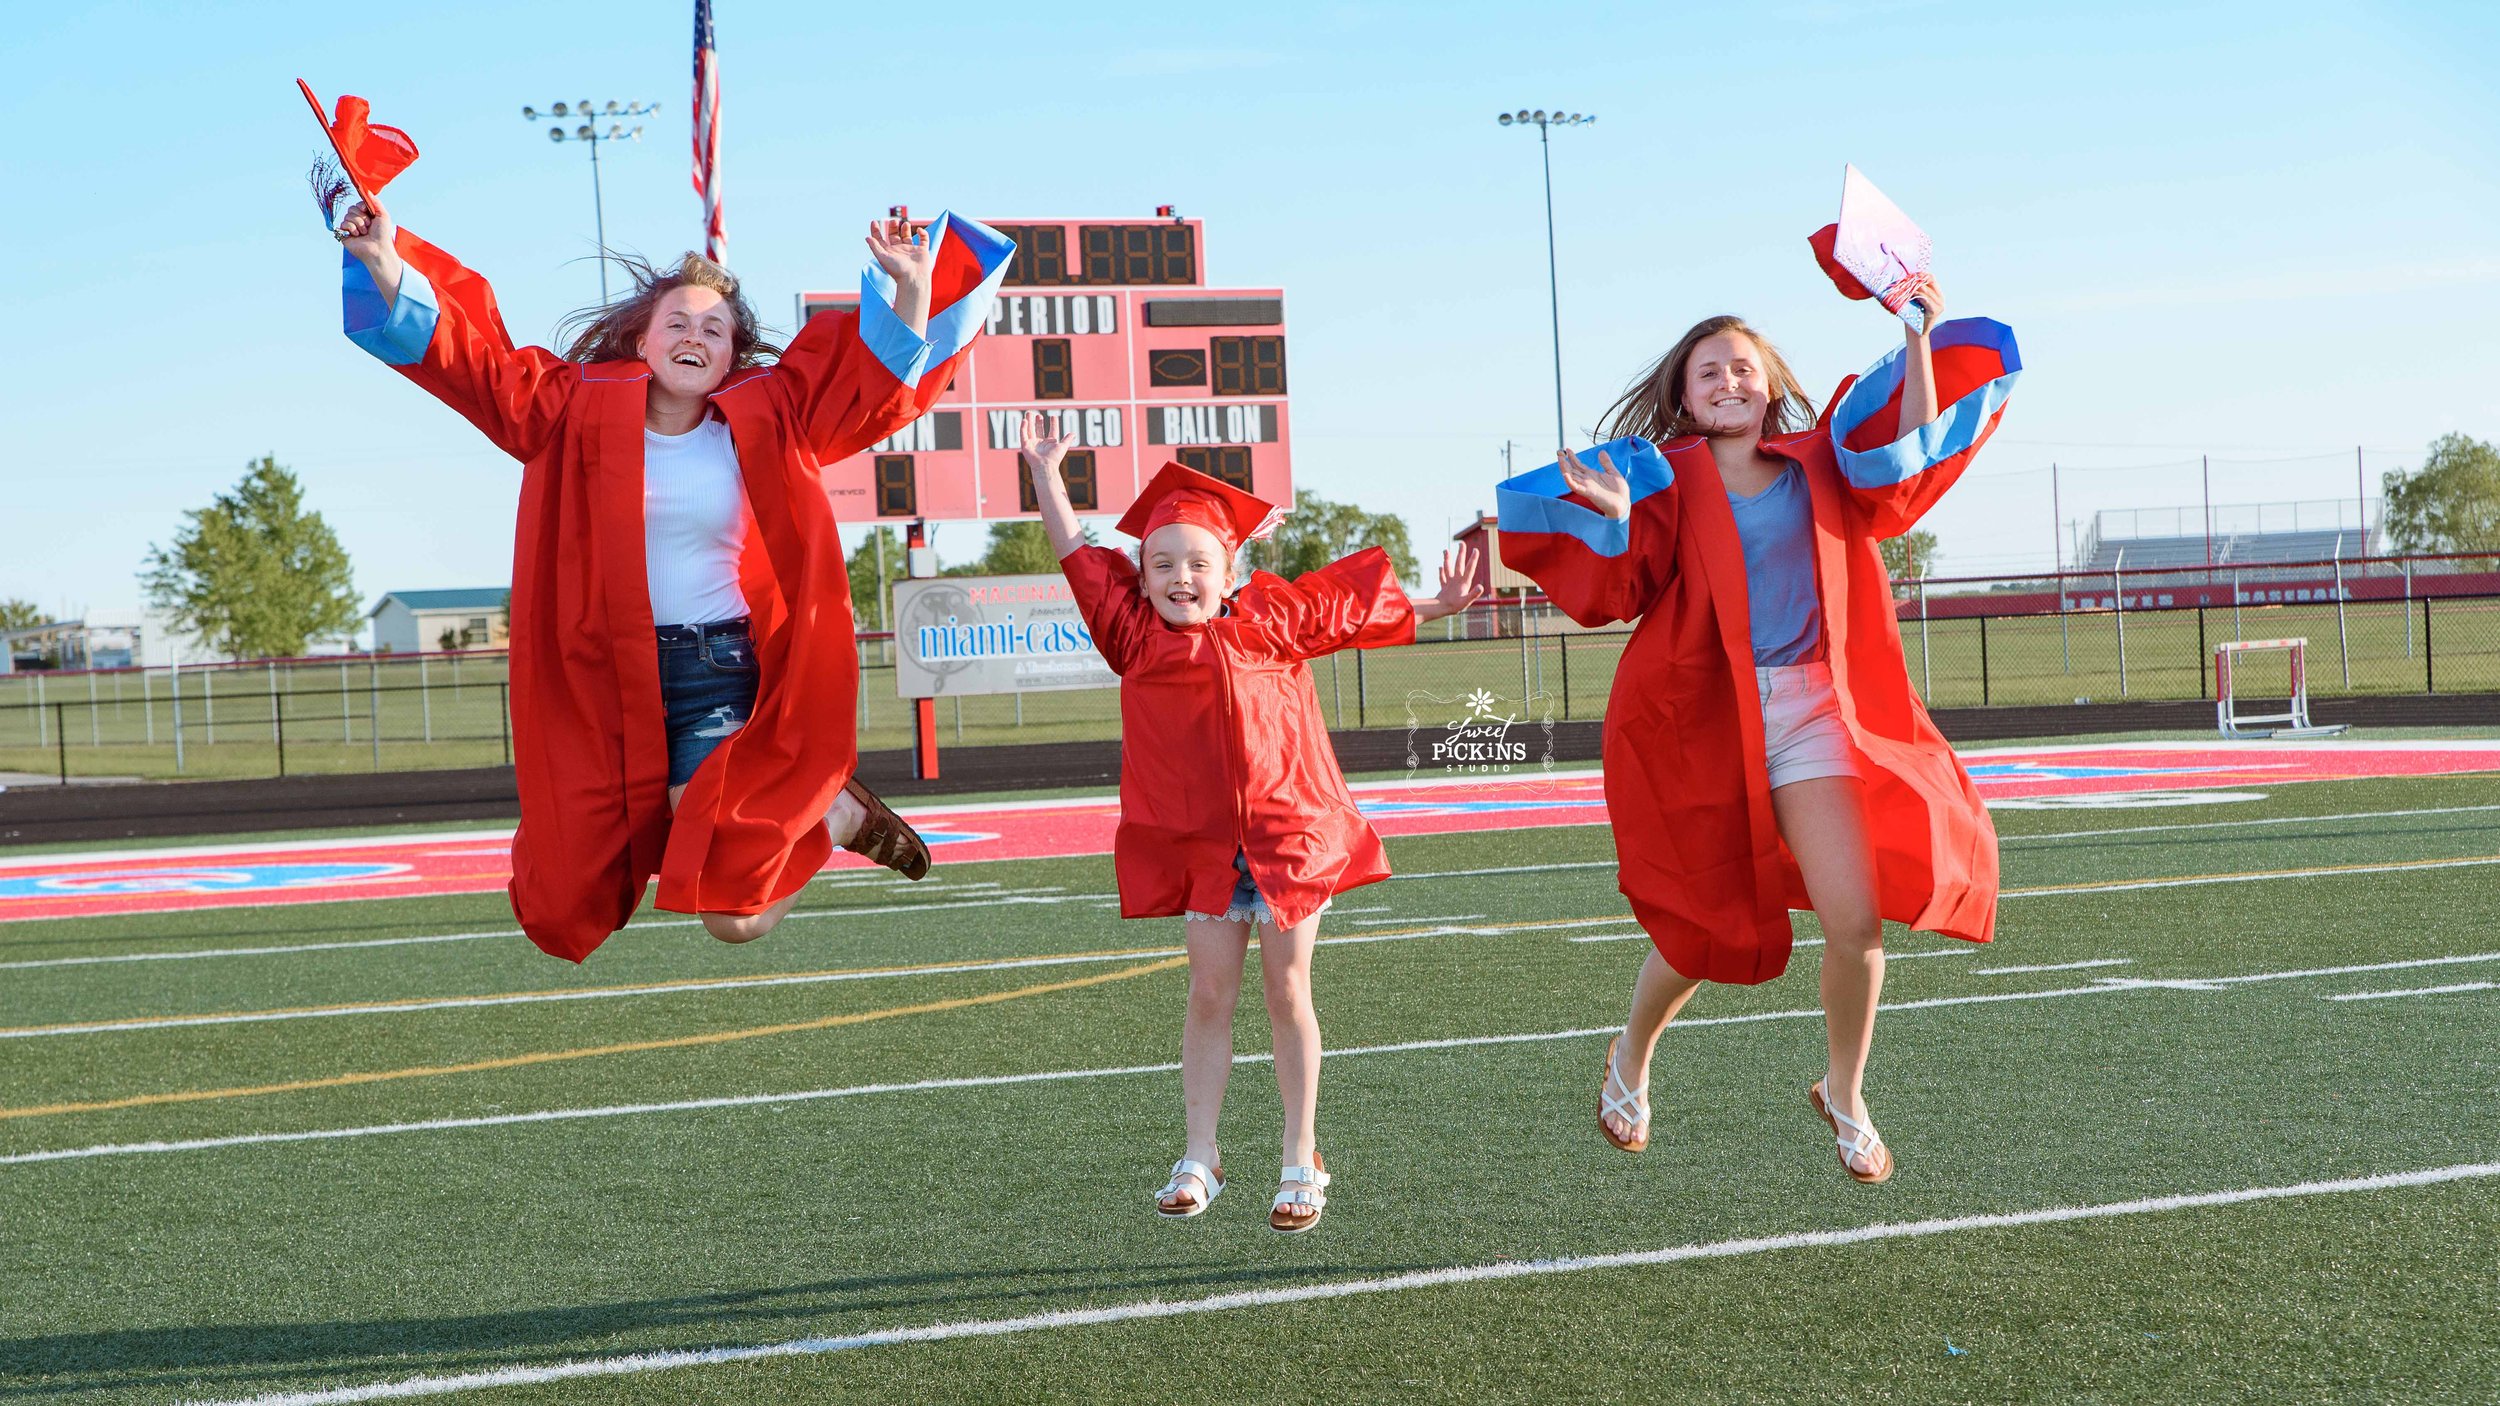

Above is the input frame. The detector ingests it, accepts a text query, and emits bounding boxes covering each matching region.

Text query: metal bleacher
[2078,527,2374,572]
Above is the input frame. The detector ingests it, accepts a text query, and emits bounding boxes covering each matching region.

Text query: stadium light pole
[1498,108,1594,454]
[523,100,659,302]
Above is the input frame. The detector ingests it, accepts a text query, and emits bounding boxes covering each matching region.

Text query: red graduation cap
[1115,461,1286,554]
[296,79,419,209]
[1808,165,1935,329]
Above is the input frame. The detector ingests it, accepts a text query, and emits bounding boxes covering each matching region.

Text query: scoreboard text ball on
[800,216,1293,523]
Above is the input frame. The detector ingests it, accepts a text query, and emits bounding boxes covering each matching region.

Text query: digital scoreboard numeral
[1021,449,1099,513]
[1177,446,1254,493]
[1032,339,1073,400]
[873,455,917,517]
[1210,336,1287,396]
[999,224,1069,286]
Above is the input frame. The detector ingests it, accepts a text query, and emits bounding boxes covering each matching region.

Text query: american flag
[692,0,725,264]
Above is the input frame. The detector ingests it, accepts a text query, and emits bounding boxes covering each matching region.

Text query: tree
[141,456,362,659]
[1879,529,1939,581]
[1249,489,1418,583]
[0,599,41,632]
[438,626,462,653]
[846,526,905,632]
[2383,434,2500,552]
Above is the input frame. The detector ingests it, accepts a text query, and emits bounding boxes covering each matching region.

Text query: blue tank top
[1726,463,1825,666]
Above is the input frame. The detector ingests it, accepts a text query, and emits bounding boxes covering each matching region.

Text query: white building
[370,589,510,654]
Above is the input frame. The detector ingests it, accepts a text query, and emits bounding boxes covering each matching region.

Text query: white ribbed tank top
[642,416,752,626]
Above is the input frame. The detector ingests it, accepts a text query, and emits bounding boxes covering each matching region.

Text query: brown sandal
[1598,1036,1650,1153]
[840,778,931,881]
[1808,1079,1895,1184]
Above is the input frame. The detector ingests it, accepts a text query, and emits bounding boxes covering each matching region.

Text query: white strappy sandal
[1156,1158,1224,1218]
[1270,1155,1330,1234]
[1599,1035,1651,1153]
[1809,1079,1895,1184]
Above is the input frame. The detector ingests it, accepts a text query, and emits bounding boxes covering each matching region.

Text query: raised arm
[1242,547,1417,660]
[335,196,573,462]
[1016,410,1090,561]
[1825,308,2022,539]
[767,213,1014,463]
[1411,539,1487,624]
[1494,438,1680,627]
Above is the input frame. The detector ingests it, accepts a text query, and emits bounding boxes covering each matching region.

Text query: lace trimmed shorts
[1757,661,1859,790]
[1184,851,1332,927]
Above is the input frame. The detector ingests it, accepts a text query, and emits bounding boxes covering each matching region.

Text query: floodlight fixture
[1497,100,1598,451]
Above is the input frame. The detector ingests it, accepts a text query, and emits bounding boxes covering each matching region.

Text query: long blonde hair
[555,252,784,367]
[1597,314,1816,444]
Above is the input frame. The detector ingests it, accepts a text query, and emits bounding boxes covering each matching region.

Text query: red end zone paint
[3,742,2493,924]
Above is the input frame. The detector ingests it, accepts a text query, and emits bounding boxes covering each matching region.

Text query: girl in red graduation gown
[1496,281,2020,1183]
[1018,414,1484,1232]
[332,195,1011,962]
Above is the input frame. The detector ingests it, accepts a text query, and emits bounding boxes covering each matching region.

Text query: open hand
[1558,446,1631,521]
[865,217,933,292]
[1435,540,1486,615]
[1018,410,1071,479]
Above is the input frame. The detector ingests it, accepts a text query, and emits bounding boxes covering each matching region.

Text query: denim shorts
[1756,661,1858,790]
[1186,851,1272,926]
[658,618,758,786]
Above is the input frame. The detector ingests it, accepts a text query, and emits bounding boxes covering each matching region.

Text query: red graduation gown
[1062,545,1417,928]
[359,228,998,961]
[1498,318,2023,984]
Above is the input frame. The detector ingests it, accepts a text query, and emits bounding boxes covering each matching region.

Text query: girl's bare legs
[1601,948,1707,1145]
[1257,913,1324,1171]
[1164,917,1252,1209]
[668,783,869,944]
[1769,774,1886,1175]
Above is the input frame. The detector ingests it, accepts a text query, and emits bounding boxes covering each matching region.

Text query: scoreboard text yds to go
[798,215,1291,525]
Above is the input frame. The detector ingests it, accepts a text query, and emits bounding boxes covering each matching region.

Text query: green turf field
[3,772,2497,1403]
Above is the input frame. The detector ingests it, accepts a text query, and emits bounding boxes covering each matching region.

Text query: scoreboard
[798,216,1291,524]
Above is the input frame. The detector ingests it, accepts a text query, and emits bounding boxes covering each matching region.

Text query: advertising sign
[890,573,1115,699]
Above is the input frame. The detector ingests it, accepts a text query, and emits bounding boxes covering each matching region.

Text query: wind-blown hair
[1597,314,1816,444]
[555,252,784,367]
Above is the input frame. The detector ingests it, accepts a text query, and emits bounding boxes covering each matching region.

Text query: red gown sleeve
[1494,436,1680,626]
[765,212,1015,463]
[1059,545,1157,675]
[1822,317,2022,539]
[1238,546,1417,660]
[342,232,576,462]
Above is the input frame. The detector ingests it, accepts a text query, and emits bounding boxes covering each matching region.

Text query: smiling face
[1680,330,1772,439]
[1138,522,1234,626]
[638,285,737,400]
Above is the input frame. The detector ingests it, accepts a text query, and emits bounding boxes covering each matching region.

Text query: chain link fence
[7,554,2494,783]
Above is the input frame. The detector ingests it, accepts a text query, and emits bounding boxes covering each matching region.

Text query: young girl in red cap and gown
[1497,271,2019,1184]
[1017,414,1483,1232]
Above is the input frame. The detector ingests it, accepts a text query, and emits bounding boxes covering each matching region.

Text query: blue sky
[5,0,2495,619]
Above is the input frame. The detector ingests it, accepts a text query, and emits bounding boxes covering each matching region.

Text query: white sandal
[1808,1079,1895,1185]
[1270,1155,1330,1234]
[1599,1035,1651,1153]
[1155,1158,1223,1218]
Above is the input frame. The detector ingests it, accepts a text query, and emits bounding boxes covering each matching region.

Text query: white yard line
[0,922,1554,1040]
[182,1160,2500,1406]
[21,948,2470,1168]
[1351,914,1483,927]
[2001,803,2500,846]
[2324,981,2496,1003]
[1881,949,1977,962]
[1972,958,2134,976]
[2000,855,2500,899]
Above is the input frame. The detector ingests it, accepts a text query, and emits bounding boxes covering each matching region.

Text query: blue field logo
[1967,762,2231,783]
[0,862,411,900]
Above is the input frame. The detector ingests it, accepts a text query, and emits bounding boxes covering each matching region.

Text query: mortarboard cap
[1809,164,1933,332]
[297,80,420,216]
[1115,461,1286,555]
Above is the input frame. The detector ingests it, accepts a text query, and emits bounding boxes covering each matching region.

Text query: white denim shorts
[1757,661,1859,790]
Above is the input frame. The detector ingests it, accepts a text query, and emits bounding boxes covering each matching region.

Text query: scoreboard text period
[799,217,1291,524]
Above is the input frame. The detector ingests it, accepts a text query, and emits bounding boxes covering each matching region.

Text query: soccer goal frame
[2213,637,2348,739]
